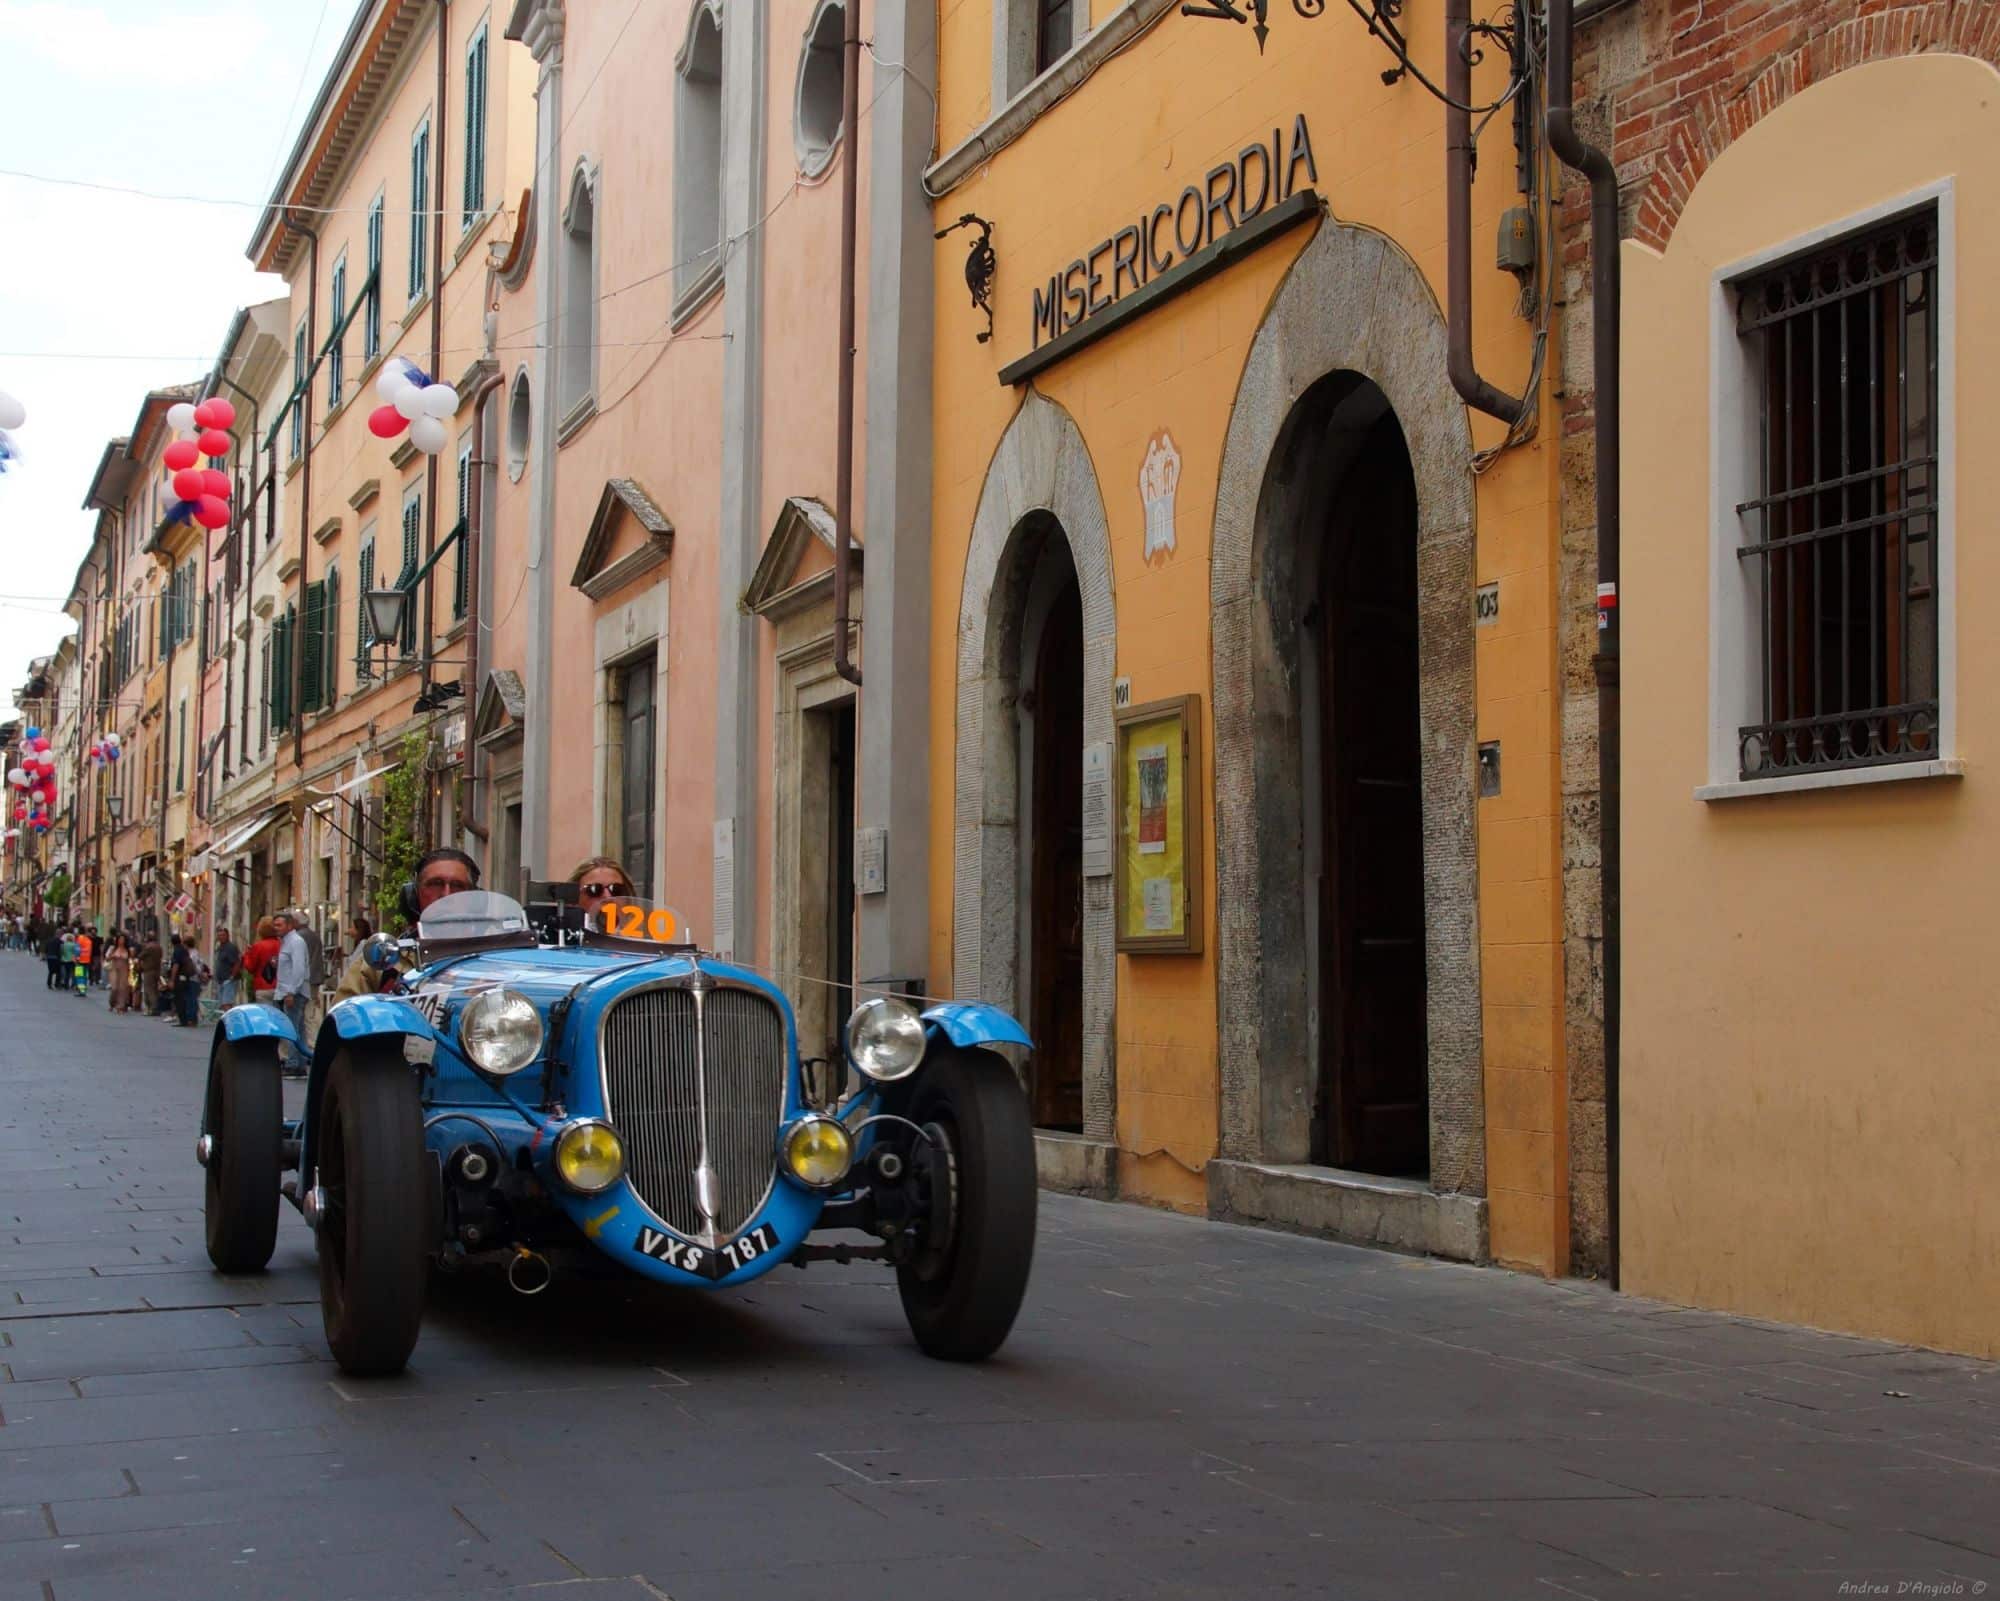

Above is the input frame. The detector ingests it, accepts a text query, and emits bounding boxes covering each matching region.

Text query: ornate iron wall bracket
[936,213,997,345]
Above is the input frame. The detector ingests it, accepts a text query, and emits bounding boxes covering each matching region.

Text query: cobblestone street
[0,954,1995,1601]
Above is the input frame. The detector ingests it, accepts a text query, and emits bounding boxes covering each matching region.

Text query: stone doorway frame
[953,391,1117,1146]
[1208,218,1487,1254]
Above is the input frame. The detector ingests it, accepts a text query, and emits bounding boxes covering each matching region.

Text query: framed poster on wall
[1115,693,1203,955]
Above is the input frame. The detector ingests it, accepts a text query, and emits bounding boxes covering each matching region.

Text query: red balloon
[197,429,231,458]
[193,399,221,430]
[194,495,230,530]
[204,397,236,429]
[201,468,230,498]
[163,439,199,472]
[172,468,206,502]
[367,404,409,440]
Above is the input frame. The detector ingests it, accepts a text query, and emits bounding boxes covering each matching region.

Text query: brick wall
[1554,0,2000,1277]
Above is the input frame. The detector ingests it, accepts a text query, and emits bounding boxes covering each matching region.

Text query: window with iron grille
[1731,207,1939,779]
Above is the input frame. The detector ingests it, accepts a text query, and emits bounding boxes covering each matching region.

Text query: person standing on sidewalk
[107,932,134,1013]
[136,931,163,1015]
[271,912,312,1076]
[240,918,280,1005]
[169,934,202,1027]
[210,926,240,1010]
[74,929,94,997]
[42,925,64,990]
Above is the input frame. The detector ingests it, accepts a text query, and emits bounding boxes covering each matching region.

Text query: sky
[0,0,353,724]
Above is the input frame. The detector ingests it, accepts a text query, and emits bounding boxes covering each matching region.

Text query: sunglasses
[579,882,629,899]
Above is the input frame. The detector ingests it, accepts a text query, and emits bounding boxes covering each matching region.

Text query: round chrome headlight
[553,1120,625,1194]
[843,995,925,1082]
[457,989,543,1076]
[781,1115,854,1189]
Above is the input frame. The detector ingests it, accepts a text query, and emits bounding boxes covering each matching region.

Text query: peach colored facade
[1620,53,2000,1359]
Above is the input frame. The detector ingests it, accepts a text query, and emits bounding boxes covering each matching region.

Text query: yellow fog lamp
[553,1120,625,1194]
[781,1115,854,1190]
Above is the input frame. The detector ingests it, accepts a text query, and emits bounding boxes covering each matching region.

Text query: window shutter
[322,566,340,705]
[271,612,292,731]
[463,32,487,221]
[400,496,421,653]
[357,539,376,668]
[300,580,325,714]
[454,449,471,619]
[410,124,429,299]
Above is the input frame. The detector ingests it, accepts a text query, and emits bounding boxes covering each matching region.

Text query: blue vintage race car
[198,890,1037,1377]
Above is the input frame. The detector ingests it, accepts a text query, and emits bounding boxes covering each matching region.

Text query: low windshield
[583,896,694,949]
[418,890,533,946]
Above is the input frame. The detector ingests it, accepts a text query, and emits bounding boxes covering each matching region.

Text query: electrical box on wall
[1497,206,1535,278]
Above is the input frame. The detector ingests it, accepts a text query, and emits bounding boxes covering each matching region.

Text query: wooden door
[1029,584,1085,1132]
[1317,424,1429,1176]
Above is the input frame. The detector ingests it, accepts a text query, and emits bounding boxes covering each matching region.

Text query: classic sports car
[198,889,1038,1377]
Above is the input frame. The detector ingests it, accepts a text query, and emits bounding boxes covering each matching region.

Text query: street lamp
[364,587,409,650]
[106,794,124,826]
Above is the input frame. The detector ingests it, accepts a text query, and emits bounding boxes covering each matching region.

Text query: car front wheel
[203,1039,282,1273]
[895,1046,1037,1361]
[315,1045,429,1377]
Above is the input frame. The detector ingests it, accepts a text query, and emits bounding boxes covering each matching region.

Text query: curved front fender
[921,1001,1032,1052]
[218,1003,299,1049]
[324,993,435,1044]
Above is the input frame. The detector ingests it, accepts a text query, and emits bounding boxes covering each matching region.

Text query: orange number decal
[647,907,676,942]
[619,903,645,938]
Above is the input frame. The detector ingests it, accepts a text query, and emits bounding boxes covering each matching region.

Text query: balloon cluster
[160,397,238,531]
[88,730,123,768]
[367,358,458,456]
[0,388,25,475]
[7,728,57,833]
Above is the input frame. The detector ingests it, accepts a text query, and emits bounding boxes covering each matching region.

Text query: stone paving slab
[0,953,1997,1601]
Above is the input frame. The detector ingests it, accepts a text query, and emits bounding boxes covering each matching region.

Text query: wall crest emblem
[1140,429,1181,566]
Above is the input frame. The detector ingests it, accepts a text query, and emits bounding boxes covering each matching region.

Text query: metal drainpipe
[1546,0,1621,1286]
[831,0,863,686]
[282,211,320,812]
[423,0,450,703]
[457,367,506,846]
[1444,0,1528,422]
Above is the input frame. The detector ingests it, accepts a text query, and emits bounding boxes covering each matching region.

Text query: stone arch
[1632,12,2000,251]
[1210,216,1484,1193]
[953,390,1117,1140]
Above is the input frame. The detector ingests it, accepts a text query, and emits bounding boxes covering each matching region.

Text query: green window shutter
[357,538,376,663]
[463,32,484,222]
[454,449,471,619]
[271,613,292,731]
[322,566,340,705]
[400,496,421,653]
[365,201,384,360]
[329,259,346,407]
[410,123,429,299]
[300,580,325,713]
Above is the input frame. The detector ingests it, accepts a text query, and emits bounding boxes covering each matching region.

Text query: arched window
[560,162,597,424]
[507,367,531,481]
[794,0,846,178]
[674,2,724,314]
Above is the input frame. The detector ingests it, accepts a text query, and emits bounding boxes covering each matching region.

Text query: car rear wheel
[203,1040,282,1273]
[895,1047,1037,1361]
[315,1045,429,1377]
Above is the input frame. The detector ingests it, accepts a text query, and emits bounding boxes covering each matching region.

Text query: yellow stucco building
[927,0,1580,1270]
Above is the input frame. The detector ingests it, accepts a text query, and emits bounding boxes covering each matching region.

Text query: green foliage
[45,869,72,909]
[370,733,428,925]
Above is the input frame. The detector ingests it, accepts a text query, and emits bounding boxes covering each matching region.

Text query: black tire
[203,1040,282,1273]
[895,1047,1037,1361]
[315,1045,429,1377]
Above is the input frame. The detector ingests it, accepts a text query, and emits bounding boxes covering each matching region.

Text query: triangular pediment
[571,478,673,601]
[475,668,527,748]
[743,496,861,621]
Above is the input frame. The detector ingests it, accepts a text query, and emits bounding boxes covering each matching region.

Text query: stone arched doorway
[954,391,1117,1146]
[1209,218,1486,1256]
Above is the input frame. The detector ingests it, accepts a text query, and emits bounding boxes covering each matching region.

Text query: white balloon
[407,415,448,455]
[166,402,197,433]
[419,383,459,419]
[376,363,414,404]
[393,385,427,421]
[5,769,24,787]
[0,391,24,431]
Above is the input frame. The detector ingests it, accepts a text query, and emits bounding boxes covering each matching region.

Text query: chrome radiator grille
[599,982,788,1241]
